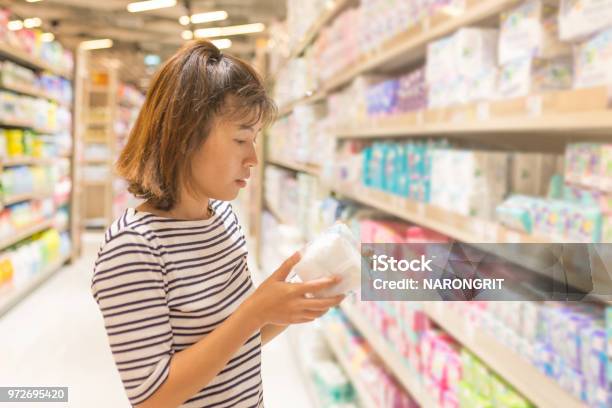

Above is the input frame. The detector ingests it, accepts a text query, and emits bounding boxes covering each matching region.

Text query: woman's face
[189,114,260,202]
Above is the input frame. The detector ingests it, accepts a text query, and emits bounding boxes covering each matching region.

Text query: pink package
[405,225,450,243]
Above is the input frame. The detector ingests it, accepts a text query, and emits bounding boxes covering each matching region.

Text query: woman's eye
[235,140,246,145]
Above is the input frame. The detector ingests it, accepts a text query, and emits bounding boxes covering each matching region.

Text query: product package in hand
[288,223,361,298]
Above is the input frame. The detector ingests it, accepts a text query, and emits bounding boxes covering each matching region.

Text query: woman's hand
[243,252,345,327]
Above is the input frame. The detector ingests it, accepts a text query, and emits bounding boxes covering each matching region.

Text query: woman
[91,40,344,408]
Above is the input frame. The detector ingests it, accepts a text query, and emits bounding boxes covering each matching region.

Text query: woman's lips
[235,179,247,187]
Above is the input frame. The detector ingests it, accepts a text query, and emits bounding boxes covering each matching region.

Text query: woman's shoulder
[98,209,159,256]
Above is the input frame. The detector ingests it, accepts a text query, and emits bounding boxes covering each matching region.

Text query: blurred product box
[498,56,573,99]
[499,0,570,65]
[559,0,612,41]
[574,27,612,89]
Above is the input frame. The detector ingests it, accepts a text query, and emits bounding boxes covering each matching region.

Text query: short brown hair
[116,40,276,211]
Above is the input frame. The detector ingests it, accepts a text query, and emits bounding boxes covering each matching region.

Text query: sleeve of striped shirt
[91,229,173,406]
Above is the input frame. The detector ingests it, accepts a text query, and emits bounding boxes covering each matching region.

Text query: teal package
[362,145,373,188]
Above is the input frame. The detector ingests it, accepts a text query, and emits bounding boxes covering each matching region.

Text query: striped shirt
[91,200,263,408]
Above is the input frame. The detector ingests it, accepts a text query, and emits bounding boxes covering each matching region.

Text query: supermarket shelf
[265,199,292,226]
[0,219,54,251]
[423,303,588,408]
[4,192,54,206]
[0,81,71,107]
[290,0,355,59]
[332,183,548,244]
[278,90,326,117]
[0,41,73,79]
[322,329,378,408]
[324,0,520,92]
[277,0,522,114]
[0,253,70,317]
[340,304,438,407]
[0,118,58,134]
[2,157,56,167]
[267,156,321,176]
[335,89,612,139]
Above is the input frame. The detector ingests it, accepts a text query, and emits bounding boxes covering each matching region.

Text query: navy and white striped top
[91,200,263,408]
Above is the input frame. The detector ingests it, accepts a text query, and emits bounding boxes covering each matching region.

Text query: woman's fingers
[300,295,345,311]
[295,275,341,295]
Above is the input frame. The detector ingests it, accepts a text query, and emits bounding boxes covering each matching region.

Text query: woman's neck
[138,190,211,221]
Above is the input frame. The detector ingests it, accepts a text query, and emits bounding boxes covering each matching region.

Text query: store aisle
[0,234,312,408]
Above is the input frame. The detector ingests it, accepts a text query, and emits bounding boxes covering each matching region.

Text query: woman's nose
[245,143,258,167]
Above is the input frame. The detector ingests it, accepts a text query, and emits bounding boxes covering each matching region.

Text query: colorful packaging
[559,0,612,41]
[498,56,573,99]
[499,0,570,64]
[573,27,612,89]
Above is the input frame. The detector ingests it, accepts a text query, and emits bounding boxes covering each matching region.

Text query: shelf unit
[0,253,70,316]
[0,41,73,80]
[423,303,587,408]
[263,0,611,406]
[75,55,119,230]
[322,328,378,408]
[0,31,76,316]
[277,0,524,116]
[340,304,437,408]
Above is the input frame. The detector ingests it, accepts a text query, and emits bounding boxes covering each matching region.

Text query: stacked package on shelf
[573,26,612,89]
[498,143,611,242]
[273,57,311,107]
[535,303,609,406]
[268,104,328,166]
[0,9,74,74]
[426,28,499,108]
[557,0,612,89]
[559,0,612,41]
[430,149,509,220]
[447,302,611,406]
[459,349,534,407]
[565,143,612,242]
[324,308,419,407]
[0,228,70,291]
[359,0,425,55]
[365,68,428,117]
[310,7,361,83]
[285,0,327,52]
[420,329,462,406]
[498,0,572,98]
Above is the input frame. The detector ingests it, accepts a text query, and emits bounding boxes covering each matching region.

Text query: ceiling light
[127,0,177,13]
[41,32,55,42]
[23,17,42,29]
[194,23,265,39]
[7,20,23,31]
[181,30,193,40]
[79,38,113,50]
[190,11,228,24]
[179,11,228,26]
[211,38,232,49]
[26,0,44,3]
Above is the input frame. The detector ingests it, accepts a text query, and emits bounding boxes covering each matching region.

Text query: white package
[573,27,612,89]
[499,0,570,65]
[559,0,612,41]
[289,223,361,298]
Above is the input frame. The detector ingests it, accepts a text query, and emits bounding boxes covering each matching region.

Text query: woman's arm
[137,253,343,408]
[136,302,261,408]
[261,324,288,345]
